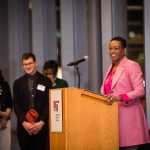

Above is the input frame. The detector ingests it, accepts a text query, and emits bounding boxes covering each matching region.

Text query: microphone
[67,56,88,66]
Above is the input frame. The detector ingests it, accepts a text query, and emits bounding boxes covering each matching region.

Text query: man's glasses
[23,62,34,67]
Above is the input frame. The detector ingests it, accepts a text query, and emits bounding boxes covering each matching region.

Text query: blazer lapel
[111,66,124,89]
[32,72,40,97]
[101,65,112,94]
[103,65,112,83]
[22,75,30,102]
[111,56,127,89]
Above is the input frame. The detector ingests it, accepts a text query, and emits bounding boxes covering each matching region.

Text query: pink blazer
[101,56,150,147]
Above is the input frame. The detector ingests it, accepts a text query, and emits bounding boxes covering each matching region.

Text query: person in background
[0,69,13,150]
[13,52,52,150]
[100,36,150,150]
[43,60,69,88]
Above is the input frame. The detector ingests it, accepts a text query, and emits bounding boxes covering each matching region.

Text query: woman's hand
[0,108,11,119]
[104,94,121,105]
[0,119,7,129]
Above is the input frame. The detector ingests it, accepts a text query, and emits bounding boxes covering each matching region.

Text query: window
[127,0,144,74]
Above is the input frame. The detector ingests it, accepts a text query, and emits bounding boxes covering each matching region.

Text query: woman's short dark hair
[110,36,127,48]
[0,69,4,83]
[43,60,58,76]
[22,52,36,62]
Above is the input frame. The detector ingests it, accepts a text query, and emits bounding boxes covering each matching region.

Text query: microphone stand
[74,64,80,88]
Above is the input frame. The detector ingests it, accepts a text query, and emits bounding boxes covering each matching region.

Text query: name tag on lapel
[37,84,45,91]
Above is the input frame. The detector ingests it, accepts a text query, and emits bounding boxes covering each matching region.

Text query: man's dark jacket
[13,71,52,125]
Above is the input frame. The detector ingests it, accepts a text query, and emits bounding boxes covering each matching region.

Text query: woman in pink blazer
[101,37,150,150]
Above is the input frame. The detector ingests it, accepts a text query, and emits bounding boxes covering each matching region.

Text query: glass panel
[126,0,145,110]
[126,0,144,75]
[55,0,61,66]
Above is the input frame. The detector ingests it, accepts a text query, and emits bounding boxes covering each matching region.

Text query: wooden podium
[49,88,119,150]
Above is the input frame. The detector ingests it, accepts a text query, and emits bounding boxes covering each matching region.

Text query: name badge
[37,84,45,91]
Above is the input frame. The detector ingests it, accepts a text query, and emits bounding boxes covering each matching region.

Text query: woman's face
[109,40,126,64]
[43,68,55,81]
